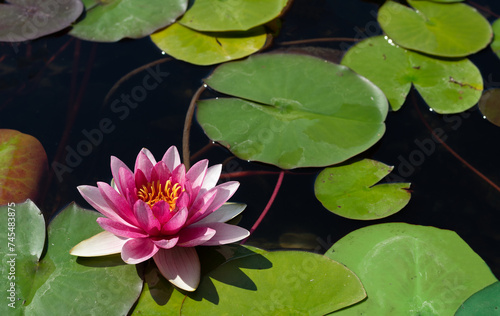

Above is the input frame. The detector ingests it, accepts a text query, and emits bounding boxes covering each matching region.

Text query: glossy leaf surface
[378,0,492,57]
[315,159,411,220]
[342,36,482,112]
[326,223,498,315]
[198,53,388,169]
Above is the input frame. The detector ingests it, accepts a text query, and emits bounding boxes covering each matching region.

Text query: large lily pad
[326,223,498,315]
[378,0,492,57]
[315,159,411,220]
[342,36,482,113]
[178,0,288,32]
[181,251,366,315]
[70,0,187,42]
[0,202,143,314]
[0,0,83,42]
[197,53,388,169]
[151,23,267,66]
[455,281,500,315]
[0,129,48,204]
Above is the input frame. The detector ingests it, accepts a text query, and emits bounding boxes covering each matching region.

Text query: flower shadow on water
[76,254,128,268]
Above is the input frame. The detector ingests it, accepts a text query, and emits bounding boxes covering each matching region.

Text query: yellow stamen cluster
[137,180,182,210]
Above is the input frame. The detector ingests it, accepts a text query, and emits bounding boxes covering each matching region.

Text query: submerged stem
[182,84,206,170]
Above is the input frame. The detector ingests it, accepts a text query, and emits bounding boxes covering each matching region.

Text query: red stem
[241,170,285,244]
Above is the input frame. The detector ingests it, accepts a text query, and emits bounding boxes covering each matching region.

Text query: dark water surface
[1,0,499,277]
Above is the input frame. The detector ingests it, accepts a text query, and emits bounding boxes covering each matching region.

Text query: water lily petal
[110,156,133,194]
[198,164,222,196]
[151,161,171,185]
[134,169,148,192]
[176,226,216,247]
[153,247,200,292]
[152,200,173,224]
[185,159,208,198]
[97,217,148,238]
[185,189,217,226]
[171,163,186,188]
[135,148,156,182]
[77,185,130,226]
[151,236,179,249]
[98,182,139,227]
[70,231,128,257]
[122,238,159,264]
[195,203,247,225]
[194,222,249,246]
[116,167,136,204]
[190,181,240,224]
[162,145,181,172]
[162,207,188,235]
[134,200,161,234]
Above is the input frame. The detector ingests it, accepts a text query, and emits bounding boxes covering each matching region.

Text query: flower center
[137,180,182,209]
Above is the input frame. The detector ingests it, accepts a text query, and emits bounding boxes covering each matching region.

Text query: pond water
[1,0,499,279]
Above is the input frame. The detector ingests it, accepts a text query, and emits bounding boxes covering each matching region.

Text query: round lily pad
[197,53,388,169]
[326,223,498,315]
[180,251,366,315]
[0,0,83,42]
[342,36,483,113]
[70,0,187,42]
[178,0,288,32]
[315,159,411,220]
[0,129,48,204]
[151,23,267,66]
[378,0,492,57]
[478,89,500,127]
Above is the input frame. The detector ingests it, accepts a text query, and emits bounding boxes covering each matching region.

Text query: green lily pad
[0,0,83,42]
[0,202,143,314]
[478,89,500,127]
[455,281,500,315]
[411,0,464,2]
[0,129,48,205]
[70,0,187,42]
[151,22,267,66]
[181,251,366,315]
[315,159,411,220]
[378,0,492,57]
[178,0,288,32]
[491,19,500,59]
[197,53,388,169]
[0,200,44,312]
[342,36,482,113]
[325,223,498,315]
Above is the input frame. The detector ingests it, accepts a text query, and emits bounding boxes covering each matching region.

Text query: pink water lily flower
[70,146,249,291]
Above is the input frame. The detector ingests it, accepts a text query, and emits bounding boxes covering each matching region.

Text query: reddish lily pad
[0,129,48,205]
[0,0,83,42]
[478,89,500,127]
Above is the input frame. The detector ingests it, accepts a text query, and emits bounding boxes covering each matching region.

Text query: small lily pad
[70,0,187,42]
[0,129,48,204]
[178,0,288,32]
[456,282,500,315]
[378,0,492,57]
[315,159,411,220]
[342,36,483,113]
[0,0,83,42]
[326,223,498,315]
[180,251,366,315]
[478,89,500,127]
[150,23,267,66]
[197,53,388,169]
